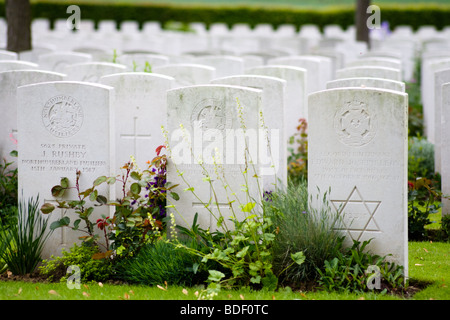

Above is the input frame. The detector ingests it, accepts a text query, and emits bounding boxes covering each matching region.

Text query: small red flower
[96,217,110,230]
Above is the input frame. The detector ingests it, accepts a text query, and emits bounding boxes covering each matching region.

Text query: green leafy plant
[113,238,211,286]
[408,136,436,181]
[316,238,405,293]
[0,196,53,275]
[408,177,441,241]
[163,101,304,294]
[441,214,450,241]
[266,180,344,286]
[40,170,114,253]
[318,238,404,292]
[0,150,18,227]
[39,243,113,283]
[41,146,171,259]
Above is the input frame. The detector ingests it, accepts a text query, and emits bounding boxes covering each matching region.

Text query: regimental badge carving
[191,98,232,132]
[42,95,83,138]
[334,100,377,147]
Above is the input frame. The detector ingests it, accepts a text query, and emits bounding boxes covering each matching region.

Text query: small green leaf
[73,219,81,230]
[89,189,98,201]
[236,246,249,258]
[208,270,225,283]
[291,251,306,265]
[261,271,278,291]
[106,177,116,185]
[130,171,141,180]
[93,176,107,186]
[130,182,141,194]
[9,150,18,157]
[241,202,256,213]
[60,177,69,188]
[40,203,55,214]
[50,216,70,230]
[85,207,94,217]
[250,275,261,284]
[51,185,65,197]
[96,195,108,205]
[170,192,180,201]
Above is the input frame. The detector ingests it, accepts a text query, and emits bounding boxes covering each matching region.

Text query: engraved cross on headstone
[120,115,152,160]
[191,179,232,229]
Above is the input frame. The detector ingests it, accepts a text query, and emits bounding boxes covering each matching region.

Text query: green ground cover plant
[1,241,448,300]
[0,196,53,275]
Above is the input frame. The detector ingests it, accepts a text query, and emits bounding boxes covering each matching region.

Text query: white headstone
[17,81,115,258]
[72,45,116,62]
[326,77,405,92]
[0,70,66,167]
[441,83,450,216]
[194,55,244,78]
[0,50,18,60]
[308,87,408,275]
[153,63,216,88]
[166,84,263,231]
[0,60,39,72]
[100,72,174,170]
[38,51,93,73]
[347,57,402,71]
[210,75,287,190]
[116,53,170,72]
[267,55,332,93]
[421,57,450,143]
[18,45,55,63]
[433,68,450,174]
[336,66,402,81]
[64,62,128,82]
[245,65,307,140]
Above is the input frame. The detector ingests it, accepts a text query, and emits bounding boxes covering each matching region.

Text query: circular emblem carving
[190,99,232,132]
[42,95,83,138]
[334,100,377,147]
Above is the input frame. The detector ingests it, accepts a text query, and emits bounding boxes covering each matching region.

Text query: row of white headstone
[2,21,449,279]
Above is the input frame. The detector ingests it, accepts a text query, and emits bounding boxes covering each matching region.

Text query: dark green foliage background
[0,1,449,32]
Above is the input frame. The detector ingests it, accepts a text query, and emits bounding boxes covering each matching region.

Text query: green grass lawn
[0,241,448,301]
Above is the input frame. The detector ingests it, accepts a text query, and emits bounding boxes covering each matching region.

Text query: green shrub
[287,118,308,186]
[0,2,448,33]
[266,180,343,286]
[0,196,52,275]
[0,152,18,228]
[408,136,435,180]
[316,239,405,293]
[113,239,210,286]
[39,243,113,283]
[408,177,441,241]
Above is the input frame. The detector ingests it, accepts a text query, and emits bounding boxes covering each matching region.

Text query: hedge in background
[0,2,449,33]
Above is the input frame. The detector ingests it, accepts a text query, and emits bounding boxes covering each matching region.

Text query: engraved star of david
[330,186,381,242]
